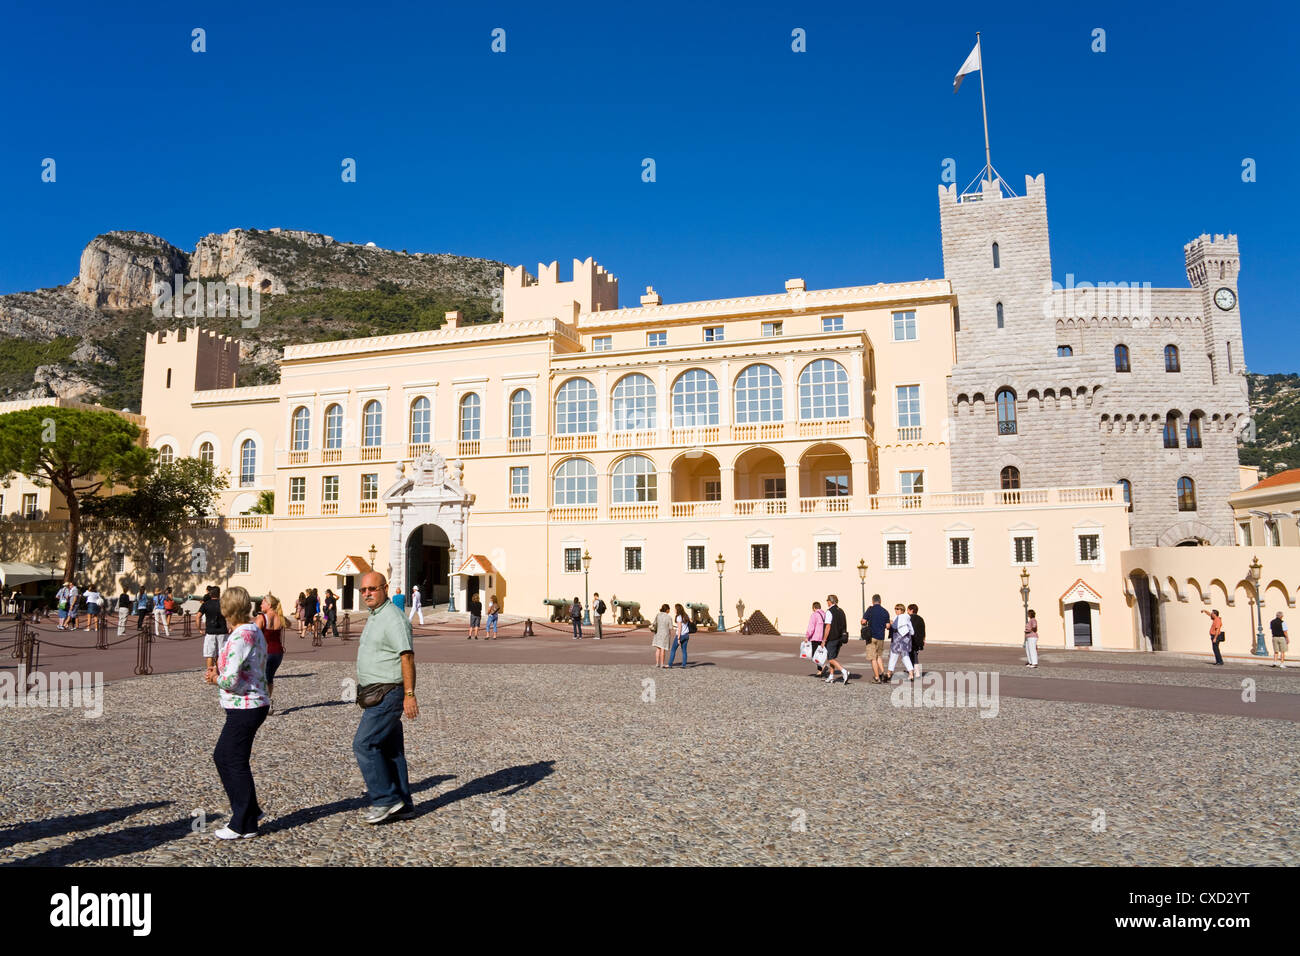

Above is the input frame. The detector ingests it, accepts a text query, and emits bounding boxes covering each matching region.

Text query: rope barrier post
[342,613,351,641]
[12,615,26,658]
[96,612,108,650]
[27,635,40,681]
[522,618,534,637]
[312,620,322,647]
[135,621,152,675]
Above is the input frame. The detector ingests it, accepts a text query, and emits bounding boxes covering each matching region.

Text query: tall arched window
[509,389,532,437]
[992,242,1000,268]
[1164,344,1180,372]
[612,374,656,431]
[1114,344,1130,373]
[291,406,310,451]
[199,441,214,466]
[1177,476,1197,511]
[556,378,598,434]
[159,444,174,466]
[1163,413,1180,449]
[734,364,783,423]
[362,400,383,447]
[1118,478,1132,512]
[1186,413,1203,449]
[1000,466,1021,489]
[612,455,657,502]
[996,302,1005,329]
[324,404,343,449]
[459,393,481,441]
[240,439,256,487]
[409,397,431,444]
[671,369,719,427]
[797,359,849,420]
[996,388,1017,434]
[553,458,597,505]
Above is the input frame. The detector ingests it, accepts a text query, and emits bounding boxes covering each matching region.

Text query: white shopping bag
[813,645,828,667]
[799,640,813,660]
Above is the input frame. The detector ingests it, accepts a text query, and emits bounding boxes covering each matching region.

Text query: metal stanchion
[135,621,153,675]
[522,618,534,637]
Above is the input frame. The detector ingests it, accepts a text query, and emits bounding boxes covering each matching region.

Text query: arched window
[459,393,481,441]
[612,374,656,431]
[797,359,849,421]
[362,400,383,447]
[409,397,431,444]
[996,388,1017,434]
[199,441,214,466]
[996,302,1005,329]
[1000,466,1020,489]
[1118,478,1132,512]
[671,369,719,427]
[291,406,310,451]
[509,389,532,438]
[240,439,257,487]
[1165,345,1180,372]
[992,242,1000,268]
[159,444,174,466]
[553,458,597,505]
[324,404,343,449]
[1177,476,1197,512]
[1186,413,1203,449]
[1163,413,1180,449]
[1057,345,1073,357]
[612,455,657,503]
[1114,344,1130,373]
[734,364,783,424]
[555,378,598,434]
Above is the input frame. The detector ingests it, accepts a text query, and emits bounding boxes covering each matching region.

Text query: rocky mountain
[1241,373,1300,476]
[0,229,506,408]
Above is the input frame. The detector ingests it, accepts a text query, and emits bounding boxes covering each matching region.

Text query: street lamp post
[1248,555,1267,656]
[1019,566,1031,626]
[716,554,726,631]
[857,559,868,620]
[582,549,592,625]
[447,543,457,613]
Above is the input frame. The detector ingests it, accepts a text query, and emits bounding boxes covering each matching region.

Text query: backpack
[164,597,176,612]
[571,603,581,620]
[595,599,606,616]
[687,619,697,634]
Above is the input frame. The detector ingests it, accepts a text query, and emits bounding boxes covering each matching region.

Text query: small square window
[687,545,706,571]
[761,321,783,337]
[150,550,165,574]
[824,475,849,497]
[23,493,38,519]
[511,466,530,496]
[704,480,721,502]
[763,477,786,499]
[322,476,339,503]
[76,551,87,572]
[750,543,771,570]
[112,552,125,574]
[950,537,971,566]
[647,331,667,348]
[822,315,844,333]
[892,310,917,341]
[592,336,612,352]
[900,470,924,496]
[1238,523,1252,547]
[236,551,250,574]
[1057,345,1073,357]
[817,541,838,569]
[886,540,908,568]
[361,473,379,501]
[289,477,306,503]
[704,326,724,342]
[564,547,582,573]
[1078,534,1100,562]
[624,547,643,572]
[1014,536,1036,564]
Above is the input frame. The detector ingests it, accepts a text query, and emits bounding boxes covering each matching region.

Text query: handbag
[1217,629,1225,644]
[799,640,813,660]
[355,682,402,708]
[813,644,828,667]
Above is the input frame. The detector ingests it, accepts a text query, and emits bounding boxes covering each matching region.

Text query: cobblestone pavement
[1,660,1296,866]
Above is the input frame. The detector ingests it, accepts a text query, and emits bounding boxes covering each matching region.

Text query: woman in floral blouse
[204,585,269,839]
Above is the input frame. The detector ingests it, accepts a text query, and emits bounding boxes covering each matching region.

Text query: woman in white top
[669,602,691,668]
[885,603,917,682]
[652,603,673,668]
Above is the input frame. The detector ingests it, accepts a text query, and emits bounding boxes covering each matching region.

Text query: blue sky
[3,0,1296,369]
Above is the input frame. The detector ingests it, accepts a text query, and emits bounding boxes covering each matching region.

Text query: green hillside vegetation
[0,337,78,394]
[1241,372,1300,474]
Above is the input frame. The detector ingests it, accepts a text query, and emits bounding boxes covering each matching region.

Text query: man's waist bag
[687,619,697,634]
[356,682,402,708]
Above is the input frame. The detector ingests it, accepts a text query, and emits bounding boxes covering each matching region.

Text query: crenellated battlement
[502,257,620,324]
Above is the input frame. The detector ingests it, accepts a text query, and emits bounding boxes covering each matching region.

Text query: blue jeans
[572,618,582,639]
[669,634,689,667]
[352,687,412,810]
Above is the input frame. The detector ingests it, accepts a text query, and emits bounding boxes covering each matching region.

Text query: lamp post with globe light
[857,559,868,620]
[582,550,591,625]
[1020,566,1030,626]
[447,543,457,613]
[1248,556,1268,656]
[716,554,726,631]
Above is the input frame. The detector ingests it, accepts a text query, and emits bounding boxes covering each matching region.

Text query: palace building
[0,172,1260,651]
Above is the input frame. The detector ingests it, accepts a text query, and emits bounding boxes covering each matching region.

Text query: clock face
[1214,287,1236,311]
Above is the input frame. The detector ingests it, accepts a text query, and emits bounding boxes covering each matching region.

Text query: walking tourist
[55,581,72,630]
[352,571,417,824]
[324,589,340,638]
[295,592,307,638]
[116,586,131,635]
[255,594,286,704]
[153,586,170,637]
[163,587,177,630]
[308,588,322,638]
[468,592,482,640]
[485,596,499,639]
[592,592,605,640]
[669,603,691,667]
[822,594,851,685]
[885,602,917,681]
[862,594,890,684]
[201,586,227,674]
[806,600,826,676]
[1201,608,1224,665]
[570,597,583,640]
[135,587,152,632]
[1024,608,1039,668]
[908,603,925,672]
[84,585,102,632]
[204,584,269,839]
[408,584,425,626]
[1271,611,1288,668]
[652,603,673,668]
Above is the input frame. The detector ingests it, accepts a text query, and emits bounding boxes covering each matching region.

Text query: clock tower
[1184,233,1246,392]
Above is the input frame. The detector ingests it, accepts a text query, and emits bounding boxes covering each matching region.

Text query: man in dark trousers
[908,603,925,672]
[862,594,891,684]
[822,594,851,685]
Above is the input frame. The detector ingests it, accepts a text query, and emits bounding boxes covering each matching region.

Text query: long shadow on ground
[0,800,174,853]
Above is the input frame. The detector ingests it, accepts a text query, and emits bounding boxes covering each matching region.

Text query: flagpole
[976,32,992,183]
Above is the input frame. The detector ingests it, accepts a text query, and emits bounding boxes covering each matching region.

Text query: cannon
[685,602,715,630]
[611,597,647,626]
[542,597,573,623]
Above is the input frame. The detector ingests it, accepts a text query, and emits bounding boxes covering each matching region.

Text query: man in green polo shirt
[353,571,419,824]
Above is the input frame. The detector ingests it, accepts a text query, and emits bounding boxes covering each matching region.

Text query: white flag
[953,40,981,93]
